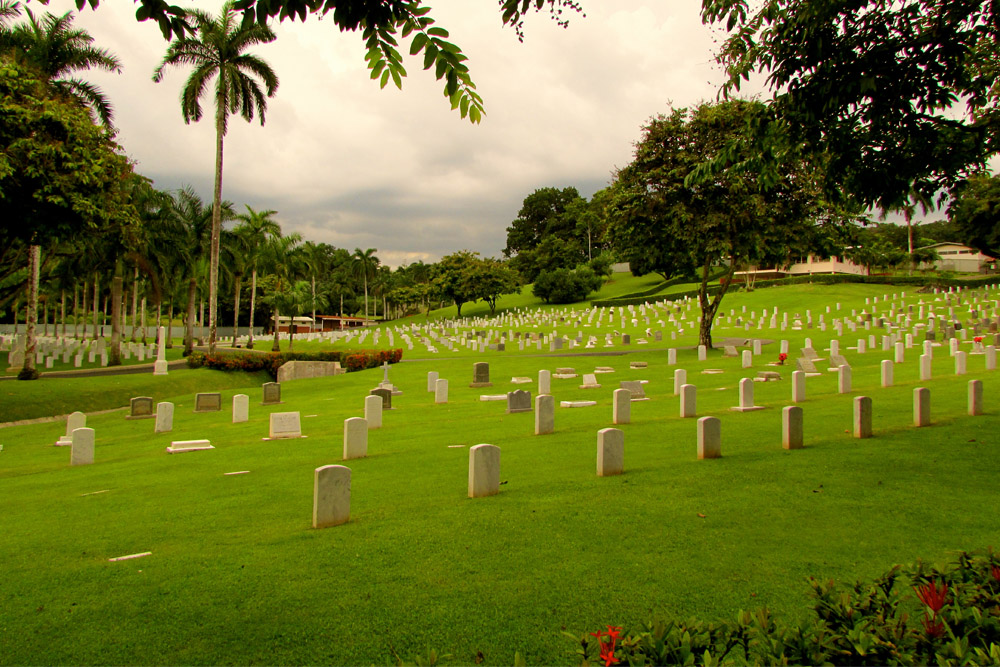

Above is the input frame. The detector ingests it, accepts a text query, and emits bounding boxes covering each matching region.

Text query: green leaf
[459,95,469,118]
[380,69,390,89]
[409,32,427,55]
[426,27,448,37]
[390,67,403,90]
[423,44,438,70]
[469,104,482,124]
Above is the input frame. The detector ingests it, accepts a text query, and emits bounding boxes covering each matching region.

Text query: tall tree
[0,4,122,126]
[261,233,303,351]
[351,248,379,320]
[608,101,823,348]
[233,205,281,349]
[949,172,1000,256]
[153,1,279,355]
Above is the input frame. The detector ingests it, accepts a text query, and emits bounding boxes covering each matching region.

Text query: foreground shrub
[187,348,402,379]
[568,549,1000,666]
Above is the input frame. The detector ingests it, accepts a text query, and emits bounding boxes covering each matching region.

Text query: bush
[186,348,402,379]
[567,549,1000,666]
[534,266,605,304]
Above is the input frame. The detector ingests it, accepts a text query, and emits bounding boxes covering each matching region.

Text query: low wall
[276,360,345,383]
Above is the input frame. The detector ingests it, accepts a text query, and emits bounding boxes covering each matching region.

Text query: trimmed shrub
[534,266,605,304]
[186,348,402,379]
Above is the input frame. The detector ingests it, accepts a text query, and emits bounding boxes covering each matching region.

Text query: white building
[917,242,996,273]
[732,254,867,282]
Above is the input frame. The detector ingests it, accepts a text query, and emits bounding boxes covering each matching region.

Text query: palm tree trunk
[311,274,316,330]
[109,272,123,366]
[92,274,99,340]
[60,289,66,338]
[141,297,147,343]
[20,244,40,380]
[233,274,242,345]
[130,266,139,342]
[42,299,48,336]
[79,281,86,339]
[166,303,174,349]
[72,285,79,339]
[208,93,226,355]
[248,268,257,349]
[364,274,369,320]
[184,277,197,356]
[271,306,280,352]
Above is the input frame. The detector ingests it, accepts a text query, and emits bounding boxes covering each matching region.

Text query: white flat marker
[108,551,152,562]
[224,471,250,476]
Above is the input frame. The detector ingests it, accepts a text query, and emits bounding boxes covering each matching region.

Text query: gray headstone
[470,362,492,388]
[128,396,154,419]
[969,379,983,416]
[194,392,221,413]
[261,382,282,405]
[506,389,532,414]
[370,387,392,409]
[538,369,551,395]
[796,357,818,374]
[619,380,646,400]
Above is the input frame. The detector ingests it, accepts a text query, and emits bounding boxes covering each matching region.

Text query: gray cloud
[45,0,751,266]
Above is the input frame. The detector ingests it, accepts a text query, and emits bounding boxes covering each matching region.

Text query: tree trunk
[19,244,40,380]
[130,266,139,342]
[289,321,295,352]
[166,303,174,349]
[141,297,147,343]
[184,277,197,356]
[101,294,108,337]
[697,259,737,349]
[109,272,123,366]
[92,274,99,340]
[60,289,66,338]
[311,274,316,332]
[79,281,86,339]
[42,299,48,336]
[271,307,281,352]
[233,273,242,345]
[247,268,257,349]
[364,273,368,320]
[208,91,227,355]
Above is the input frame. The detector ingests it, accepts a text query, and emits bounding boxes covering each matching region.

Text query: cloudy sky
[33,0,750,267]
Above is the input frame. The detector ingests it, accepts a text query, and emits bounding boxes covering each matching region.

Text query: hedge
[592,273,1000,308]
[186,348,403,379]
[567,549,1000,666]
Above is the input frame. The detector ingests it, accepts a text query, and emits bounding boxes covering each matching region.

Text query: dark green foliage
[532,266,602,304]
[949,173,1000,256]
[568,549,1000,666]
[703,0,1000,212]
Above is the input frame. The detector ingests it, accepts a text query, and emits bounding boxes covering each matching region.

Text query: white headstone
[468,444,500,498]
[364,395,382,429]
[71,427,95,466]
[312,465,351,528]
[343,417,368,459]
[232,394,249,423]
[596,428,624,477]
[269,412,302,439]
[155,402,174,433]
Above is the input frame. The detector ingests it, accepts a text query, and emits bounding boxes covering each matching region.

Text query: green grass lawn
[2,283,999,665]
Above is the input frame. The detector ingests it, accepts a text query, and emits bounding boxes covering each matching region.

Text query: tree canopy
[608,100,825,347]
[702,0,1000,212]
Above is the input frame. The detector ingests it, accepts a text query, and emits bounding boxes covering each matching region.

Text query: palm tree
[1,5,122,126]
[260,233,303,352]
[299,241,329,332]
[351,248,379,321]
[153,2,279,356]
[233,205,281,349]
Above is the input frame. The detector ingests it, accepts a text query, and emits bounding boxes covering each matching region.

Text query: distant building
[732,254,867,282]
[275,315,375,333]
[916,242,996,273]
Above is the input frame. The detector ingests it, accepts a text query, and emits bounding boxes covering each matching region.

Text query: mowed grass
[1,283,999,665]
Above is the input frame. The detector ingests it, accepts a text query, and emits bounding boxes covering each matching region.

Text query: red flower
[975,336,984,343]
[590,627,620,666]
[991,564,1000,581]
[922,616,945,639]
[915,580,949,613]
[778,352,788,361]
